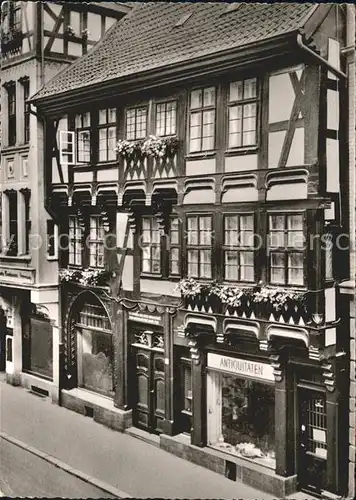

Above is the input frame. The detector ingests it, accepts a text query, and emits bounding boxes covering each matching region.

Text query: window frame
[223,213,255,283]
[267,212,306,287]
[98,108,117,163]
[155,100,177,137]
[140,216,162,276]
[7,190,18,256]
[188,87,216,154]
[125,106,148,141]
[227,77,258,150]
[88,215,105,268]
[75,112,91,164]
[22,78,30,144]
[68,215,84,267]
[186,213,213,280]
[7,83,16,147]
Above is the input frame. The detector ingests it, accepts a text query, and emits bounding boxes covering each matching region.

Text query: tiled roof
[33,2,315,101]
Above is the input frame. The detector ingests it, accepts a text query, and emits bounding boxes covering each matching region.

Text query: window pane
[229,81,243,102]
[99,109,107,125]
[187,250,199,277]
[270,252,285,283]
[203,87,215,107]
[270,215,285,231]
[225,251,238,280]
[108,108,116,123]
[190,89,202,109]
[200,249,212,278]
[287,214,303,230]
[244,78,257,99]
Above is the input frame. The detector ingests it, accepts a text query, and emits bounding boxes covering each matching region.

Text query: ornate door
[298,389,327,495]
[133,346,165,434]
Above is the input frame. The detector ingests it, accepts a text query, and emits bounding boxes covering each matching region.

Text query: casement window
[187,215,212,279]
[22,78,30,143]
[89,216,105,268]
[69,216,83,266]
[98,108,117,162]
[75,112,91,163]
[126,107,147,140]
[189,87,216,152]
[228,78,257,148]
[223,214,254,282]
[59,131,75,165]
[7,191,18,256]
[156,101,177,136]
[169,216,180,276]
[268,213,305,286]
[7,84,16,146]
[11,1,22,31]
[141,217,161,274]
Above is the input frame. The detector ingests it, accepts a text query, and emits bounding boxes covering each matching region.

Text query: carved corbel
[126,210,137,234]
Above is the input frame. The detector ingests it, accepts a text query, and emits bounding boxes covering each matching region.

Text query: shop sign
[128,311,162,326]
[0,266,35,285]
[207,353,274,382]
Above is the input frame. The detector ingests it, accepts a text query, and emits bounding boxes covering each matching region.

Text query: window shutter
[59,130,75,165]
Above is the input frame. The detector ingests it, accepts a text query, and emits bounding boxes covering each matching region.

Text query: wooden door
[133,347,165,433]
[298,389,327,495]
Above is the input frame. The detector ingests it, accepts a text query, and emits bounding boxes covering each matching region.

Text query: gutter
[296,33,347,80]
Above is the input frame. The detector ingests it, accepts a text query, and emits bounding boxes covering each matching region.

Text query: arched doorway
[72,293,114,398]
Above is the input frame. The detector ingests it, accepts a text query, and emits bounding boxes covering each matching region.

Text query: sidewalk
[0,381,307,499]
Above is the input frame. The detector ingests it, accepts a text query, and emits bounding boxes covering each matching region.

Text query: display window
[207,371,275,469]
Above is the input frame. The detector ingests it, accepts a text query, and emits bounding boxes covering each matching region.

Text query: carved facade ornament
[269,351,283,382]
[188,338,201,366]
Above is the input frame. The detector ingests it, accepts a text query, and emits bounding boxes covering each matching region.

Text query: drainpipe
[296,33,347,80]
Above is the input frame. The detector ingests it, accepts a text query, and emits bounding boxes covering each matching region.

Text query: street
[0,439,114,498]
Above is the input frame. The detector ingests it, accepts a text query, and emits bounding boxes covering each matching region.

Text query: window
[24,316,53,379]
[69,216,83,266]
[126,107,147,140]
[75,295,114,398]
[189,87,215,152]
[169,216,180,276]
[7,191,18,256]
[268,213,305,286]
[187,215,212,279]
[207,372,275,469]
[98,108,116,162]
[141,217,161,274]
[47,220,58,259]
[22,78,30,143]
[7,84,16,146]
[89,216,105,268]
[228,78,257,148]
[75,113,91,163]
[59,131,75,165]
[224,214,254,282]
[1,2,22,55]
[24,190,31,254]
[156,101,177,136]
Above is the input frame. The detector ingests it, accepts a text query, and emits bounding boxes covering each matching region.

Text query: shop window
[228,78,257,148]
[89,216,105,268]
[207,372,275,469]
[26,315,53,379]
[141,217,161,274]
[189,87,215,152]
[156,101,177,136]
[98,108,117,162]
[126,107,147,140]
[69,216,83,266]
[75,112,91,163]
[268,213,305,286]
[224,214,254,282]
[187,215,212,279]
[75,296,114,397]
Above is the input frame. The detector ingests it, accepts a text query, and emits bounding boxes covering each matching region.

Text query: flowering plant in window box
[59,268,82,283]
[176,278,203,297]
[141,135,179,159]
[252,286,306,314]
[65,25,76,36]
[114,139,143,161]
[80,269,112,287]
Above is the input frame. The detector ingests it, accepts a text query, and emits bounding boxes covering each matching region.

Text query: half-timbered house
[0,1,130,399]
[31,3,354,497]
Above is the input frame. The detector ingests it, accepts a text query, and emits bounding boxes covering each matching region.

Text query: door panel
[153,353,165,432]
[134,350,150,430]
[298,389,327,495]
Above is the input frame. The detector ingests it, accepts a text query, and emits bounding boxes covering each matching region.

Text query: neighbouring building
[0,1,131,400]
[30,3,355,498]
